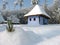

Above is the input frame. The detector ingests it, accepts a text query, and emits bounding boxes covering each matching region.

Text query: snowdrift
[0,27,29,45]
[0,24,60,45]
[37,36,60,45]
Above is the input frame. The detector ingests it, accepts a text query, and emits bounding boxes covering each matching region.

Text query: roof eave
[24,14,50,19]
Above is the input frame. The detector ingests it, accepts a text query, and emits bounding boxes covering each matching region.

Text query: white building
[24,4,50,25]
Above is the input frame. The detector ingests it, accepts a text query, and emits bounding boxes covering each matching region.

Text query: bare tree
[14,0,18,9]
[18,0,24,8]
[2,0,8,10]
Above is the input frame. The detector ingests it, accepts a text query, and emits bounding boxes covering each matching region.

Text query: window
[34,18,36,21]
[30,18,31,21]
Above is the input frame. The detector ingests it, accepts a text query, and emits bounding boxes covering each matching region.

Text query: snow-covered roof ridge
[24,4,50,18]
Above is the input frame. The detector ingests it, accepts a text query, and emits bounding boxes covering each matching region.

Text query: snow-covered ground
[0,24,60,45]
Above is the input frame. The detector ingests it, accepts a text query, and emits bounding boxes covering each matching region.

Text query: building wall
[39,16,43,24]
[39,16,48,24]
[28,16,39,25]
[43,17,48,24]
[28,16,48,25]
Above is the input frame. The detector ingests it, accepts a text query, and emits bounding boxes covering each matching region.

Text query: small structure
[24,4,50,25]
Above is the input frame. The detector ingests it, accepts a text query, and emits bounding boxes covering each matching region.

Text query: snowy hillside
[0,24,60,45]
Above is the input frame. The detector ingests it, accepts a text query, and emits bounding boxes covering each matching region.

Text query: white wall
[28,16,48,26]
[28,16,39,25]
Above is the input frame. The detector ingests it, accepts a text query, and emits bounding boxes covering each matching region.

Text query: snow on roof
[24,4,50,18]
